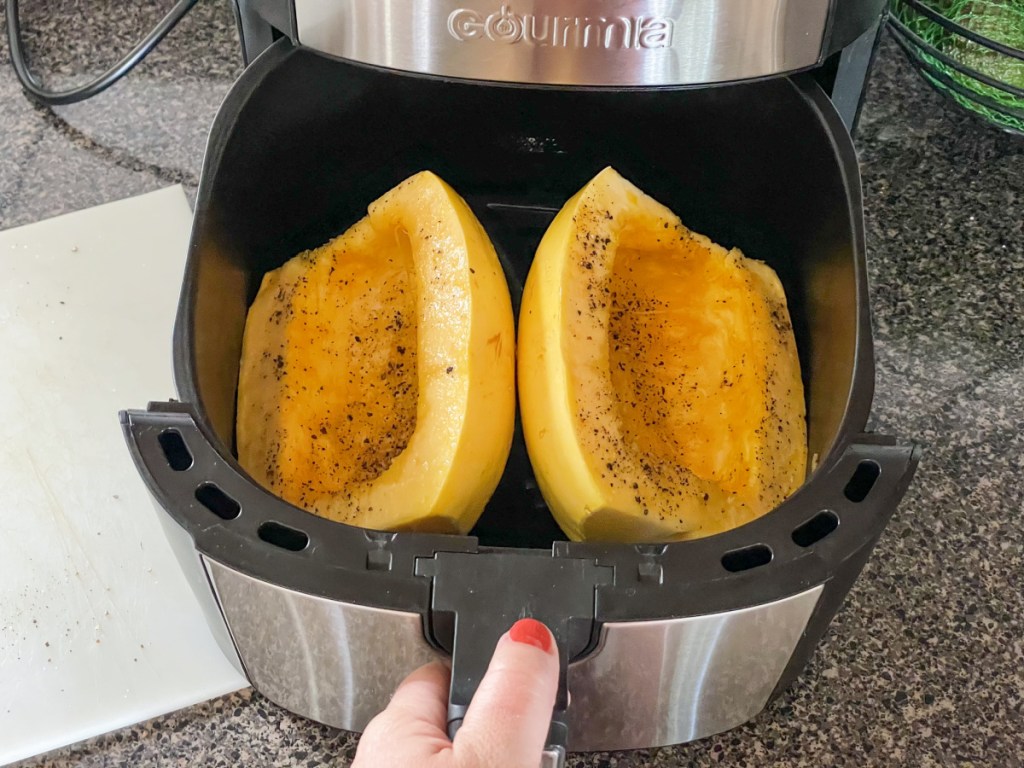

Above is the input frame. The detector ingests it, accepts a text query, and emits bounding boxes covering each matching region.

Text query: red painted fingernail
[509,618,553,653]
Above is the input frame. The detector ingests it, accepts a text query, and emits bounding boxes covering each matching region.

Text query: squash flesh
[252,230,419,499]
[608,244,766,493]
[519,167,807,541]
[237,172,515,534]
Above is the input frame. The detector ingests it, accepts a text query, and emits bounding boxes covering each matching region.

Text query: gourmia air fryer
[121,1,920,760]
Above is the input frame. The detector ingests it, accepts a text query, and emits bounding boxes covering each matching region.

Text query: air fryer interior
[178,43,868,549]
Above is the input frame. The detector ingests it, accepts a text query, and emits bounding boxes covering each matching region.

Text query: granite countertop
[3,2,1022,767]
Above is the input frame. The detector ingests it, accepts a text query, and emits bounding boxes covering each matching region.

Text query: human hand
[352,618,560,768]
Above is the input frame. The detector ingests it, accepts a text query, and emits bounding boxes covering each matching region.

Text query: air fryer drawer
[122,39,919,752]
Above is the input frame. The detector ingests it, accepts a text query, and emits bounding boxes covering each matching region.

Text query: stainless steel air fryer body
[237,0,888,84]
[291,0,851,86]
[123,0,918,757]
[232,0,893,131]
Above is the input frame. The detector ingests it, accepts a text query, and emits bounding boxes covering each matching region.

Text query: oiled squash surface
[237,172,515,534]
[519,168,807,541]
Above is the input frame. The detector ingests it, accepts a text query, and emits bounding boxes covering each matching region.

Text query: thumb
[454,619,560,768]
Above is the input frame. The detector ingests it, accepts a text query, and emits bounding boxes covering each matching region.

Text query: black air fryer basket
[123,39,919,755]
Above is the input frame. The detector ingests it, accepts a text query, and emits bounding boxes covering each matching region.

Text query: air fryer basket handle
[416,552,613,765]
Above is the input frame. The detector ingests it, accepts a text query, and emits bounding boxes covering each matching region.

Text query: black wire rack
[889,0,1024,136]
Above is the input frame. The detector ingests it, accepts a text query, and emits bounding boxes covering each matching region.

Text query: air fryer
[122,0,919,760]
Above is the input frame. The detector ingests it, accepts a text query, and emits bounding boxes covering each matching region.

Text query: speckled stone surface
[4,2,1023,766]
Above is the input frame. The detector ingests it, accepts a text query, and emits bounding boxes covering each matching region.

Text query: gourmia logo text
[447,5,674,50]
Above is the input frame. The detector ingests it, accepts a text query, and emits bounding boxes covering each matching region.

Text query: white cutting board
[0,187,249,766]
